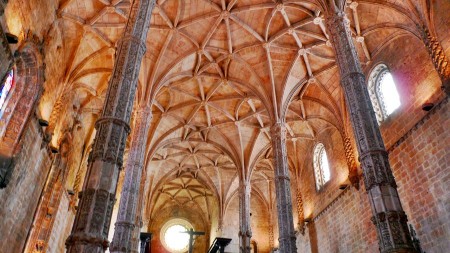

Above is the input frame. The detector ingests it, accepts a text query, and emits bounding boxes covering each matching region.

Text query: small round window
[160,219,193,253]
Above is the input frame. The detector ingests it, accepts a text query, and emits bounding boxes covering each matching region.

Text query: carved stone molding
[343,134,359,189]
[419,26,450,95]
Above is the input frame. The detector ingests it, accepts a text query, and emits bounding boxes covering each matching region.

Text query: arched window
[368,64,401,123]
[0,69,14,118]
[313,143,330,190]
[161,218,193,253]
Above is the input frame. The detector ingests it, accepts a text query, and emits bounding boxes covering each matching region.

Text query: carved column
[419,26,450,95]
[130,174,148,253]
[239,183,251,253]
[110,106,152,253]
[270,122,297,253]
[65,0,155,252]
[325,11,415,253]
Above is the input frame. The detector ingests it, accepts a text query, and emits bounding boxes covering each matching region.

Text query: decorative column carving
[238,183,251,253]
[343,133,359,189]
[65,0,156,252]
[270,122,297,253]
[130,173,148,253]
[295,185,305,235]
[110,106,152,253]
[325,11,415,253]
[419,26,450,95]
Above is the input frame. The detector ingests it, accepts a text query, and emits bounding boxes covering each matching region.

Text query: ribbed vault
[48,0,447,238]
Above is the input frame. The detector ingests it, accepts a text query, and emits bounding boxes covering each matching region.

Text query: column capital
[270,121,287,137]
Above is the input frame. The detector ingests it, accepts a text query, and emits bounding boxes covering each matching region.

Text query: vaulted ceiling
[51,0,443,223]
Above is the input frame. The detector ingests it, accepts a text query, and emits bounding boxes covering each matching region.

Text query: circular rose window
[160,219,193,252]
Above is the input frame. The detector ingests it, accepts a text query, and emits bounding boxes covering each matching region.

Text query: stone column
[110,106,152,253]
[419,26,450,95]
[325,11,415,253]
[270,122,297,253]
[65,0,155,252]
[130,175,148,253]
[238,183,251,253]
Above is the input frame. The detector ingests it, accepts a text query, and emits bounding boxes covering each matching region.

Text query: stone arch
[0,40,44,156]
[0,39,44,188]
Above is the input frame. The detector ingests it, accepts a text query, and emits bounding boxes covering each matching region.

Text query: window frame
[313,143,331,191]
[0,68,15,119]
[368,64,401,124]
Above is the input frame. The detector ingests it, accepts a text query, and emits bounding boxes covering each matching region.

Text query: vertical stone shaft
[65,0,155,252]
[110,107,152,253]
[130,177,147,253]
[239,183,251,253]
[326,11,414,253]
[270,123,297,253]
[420,26,450,95]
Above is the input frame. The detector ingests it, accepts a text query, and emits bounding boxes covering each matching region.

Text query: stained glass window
[0,69,14,115]
[313,143,330,190]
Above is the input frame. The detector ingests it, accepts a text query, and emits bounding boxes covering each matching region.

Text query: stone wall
[222,194,240,253]
[390,97,450,252]
[47,192,75,253]
[295,97,450,253]
[0,116,52,253]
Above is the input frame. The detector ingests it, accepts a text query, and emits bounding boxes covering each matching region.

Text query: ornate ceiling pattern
[53,0,438,223]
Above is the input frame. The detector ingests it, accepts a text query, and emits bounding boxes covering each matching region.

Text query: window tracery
[0,69,14,118]
[313,143,330,190]
[368,64,401,123]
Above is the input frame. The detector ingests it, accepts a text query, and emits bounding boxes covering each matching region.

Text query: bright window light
[321,150,330,182]
[164,225,189,251]
[314,143,331,190]
[379,72,400,115]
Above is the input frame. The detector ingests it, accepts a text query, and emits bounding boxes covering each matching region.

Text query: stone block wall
[299,185,378,253]
[389,97,450,252]
[47,192,75,253]
[0,116,52,253]
[295,97,450,253]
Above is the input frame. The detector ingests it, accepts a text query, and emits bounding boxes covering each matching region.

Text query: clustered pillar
[270,122,297,253]
[325,10,415,253]
[110,106,152,253]
[238,183,252,253]
[65,0,156,252]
